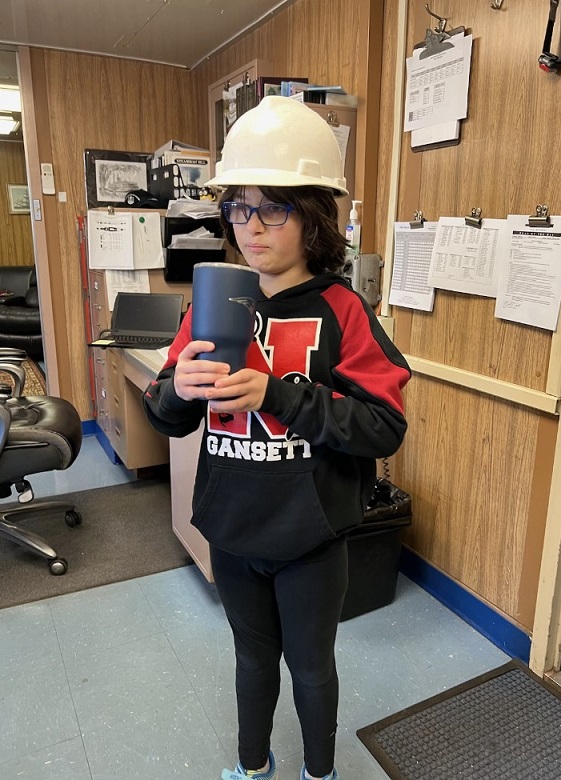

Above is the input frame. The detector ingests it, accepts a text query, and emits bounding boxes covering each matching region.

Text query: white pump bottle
[345,200,362,254]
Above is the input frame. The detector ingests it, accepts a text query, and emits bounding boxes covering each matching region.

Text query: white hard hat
[207,96,348,197]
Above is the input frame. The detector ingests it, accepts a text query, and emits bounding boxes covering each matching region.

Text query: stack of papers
[166,199,220,219]
[169,226,224,250]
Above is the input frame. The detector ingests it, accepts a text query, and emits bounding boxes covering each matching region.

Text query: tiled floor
[0,435,509,779]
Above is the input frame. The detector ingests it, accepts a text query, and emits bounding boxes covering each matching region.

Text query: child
[143,97,411,780]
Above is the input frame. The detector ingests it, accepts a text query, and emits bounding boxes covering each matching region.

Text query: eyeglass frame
[221,201,295,226]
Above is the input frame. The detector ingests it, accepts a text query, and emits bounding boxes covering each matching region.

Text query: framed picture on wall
[84,149,152,208]
[7,184,30,214]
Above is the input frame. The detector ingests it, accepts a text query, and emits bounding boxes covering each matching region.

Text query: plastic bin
[340,479,412,621]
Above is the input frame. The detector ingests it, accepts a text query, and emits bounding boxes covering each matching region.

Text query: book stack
[256,77,308,102]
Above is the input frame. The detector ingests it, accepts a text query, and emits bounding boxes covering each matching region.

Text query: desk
[103,348,170,470]
[123,349,212,582]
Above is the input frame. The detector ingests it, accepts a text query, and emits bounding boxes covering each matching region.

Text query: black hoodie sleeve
[260,287,411,459]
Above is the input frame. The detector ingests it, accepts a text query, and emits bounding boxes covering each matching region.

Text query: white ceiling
[0,0,292,70]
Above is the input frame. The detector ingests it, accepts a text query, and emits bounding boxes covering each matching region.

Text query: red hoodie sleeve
[142,307,206,437]
[260,287,411,459]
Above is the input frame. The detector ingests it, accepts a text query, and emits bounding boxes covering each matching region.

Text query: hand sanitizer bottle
[345,200,362,254]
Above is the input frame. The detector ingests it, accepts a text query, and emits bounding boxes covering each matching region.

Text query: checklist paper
[427,217,509,297]
[494,215,561,331]
[389,222,438,312]
[404,34,473,133]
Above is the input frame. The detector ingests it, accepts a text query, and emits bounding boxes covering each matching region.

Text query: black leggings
[210,536,349,778]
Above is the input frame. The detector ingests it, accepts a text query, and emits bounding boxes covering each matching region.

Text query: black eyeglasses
[222,201,295,226]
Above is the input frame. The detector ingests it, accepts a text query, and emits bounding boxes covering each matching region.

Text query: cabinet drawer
[108,350,124,391]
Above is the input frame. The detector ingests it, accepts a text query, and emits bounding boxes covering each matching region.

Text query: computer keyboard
[113,335,173,349]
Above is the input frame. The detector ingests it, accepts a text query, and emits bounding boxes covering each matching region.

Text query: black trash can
[340,479,412,621]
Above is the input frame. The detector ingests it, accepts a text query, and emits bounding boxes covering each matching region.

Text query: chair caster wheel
[49,557,68,575]
[65,510,82,527]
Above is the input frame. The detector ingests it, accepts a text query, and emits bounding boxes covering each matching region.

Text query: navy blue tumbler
[191,262,260,373]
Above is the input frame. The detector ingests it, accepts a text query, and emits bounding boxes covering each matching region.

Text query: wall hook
[419,4,465,58]
[490,0,504,9]
[425,3,448,34]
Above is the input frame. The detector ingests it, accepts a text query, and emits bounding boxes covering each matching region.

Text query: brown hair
[218,185,348,274]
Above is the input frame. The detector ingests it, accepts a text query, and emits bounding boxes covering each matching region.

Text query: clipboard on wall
[408,9,471,153]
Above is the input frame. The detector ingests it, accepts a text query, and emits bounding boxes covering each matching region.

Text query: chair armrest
[0,405,9,451]
[0,296,26,307]
[0,347,27,363]
[0,363,26,397]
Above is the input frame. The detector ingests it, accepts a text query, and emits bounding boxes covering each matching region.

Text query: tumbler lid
[194,262,259,274]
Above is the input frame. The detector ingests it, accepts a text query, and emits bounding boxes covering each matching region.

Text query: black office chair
[0,348,83,575]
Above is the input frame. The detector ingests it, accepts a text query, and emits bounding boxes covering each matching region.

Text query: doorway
[0,48,45,375]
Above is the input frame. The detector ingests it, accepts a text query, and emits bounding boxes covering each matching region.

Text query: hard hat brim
[207,168,348,198]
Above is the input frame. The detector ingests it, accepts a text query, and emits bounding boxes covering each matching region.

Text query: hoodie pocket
[192,467,336,560]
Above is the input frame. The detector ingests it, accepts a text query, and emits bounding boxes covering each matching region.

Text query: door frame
[17,46,60,395]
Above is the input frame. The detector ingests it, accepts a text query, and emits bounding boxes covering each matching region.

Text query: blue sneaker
[222,750,278,780]
[300,767,339,780]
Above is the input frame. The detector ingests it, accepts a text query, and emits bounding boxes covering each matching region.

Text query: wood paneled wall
[27,0,367,418]
[30,50,197,414]
[0,141,34,266]
[189,0,363,143]
[28,0,549,633]
[379,0,561,630]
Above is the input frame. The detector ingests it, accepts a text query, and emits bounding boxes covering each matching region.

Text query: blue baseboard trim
[81,419,97,436]
[93,424,122,465]
[400,546,531,663]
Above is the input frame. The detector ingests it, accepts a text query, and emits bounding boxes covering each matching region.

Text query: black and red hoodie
[143,273,411,560]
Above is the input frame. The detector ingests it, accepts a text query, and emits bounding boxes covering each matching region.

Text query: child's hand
[205,369,269,413]
[174,341,230,401]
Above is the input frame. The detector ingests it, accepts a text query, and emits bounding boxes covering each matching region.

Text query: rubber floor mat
[357,660,561,779]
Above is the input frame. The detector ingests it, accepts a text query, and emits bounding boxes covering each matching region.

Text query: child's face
[232,187,309,287]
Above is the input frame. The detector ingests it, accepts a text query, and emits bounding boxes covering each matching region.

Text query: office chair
[0,348,83,575]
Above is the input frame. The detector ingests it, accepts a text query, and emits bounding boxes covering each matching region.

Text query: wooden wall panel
[396,0,558,389]
[386,0,561,630]
[190,0,363,143]
[0,141,34,266]
[399,376,552,625]
[283,0,360,91]
[35,51,197,417]
[30,0,364,420]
